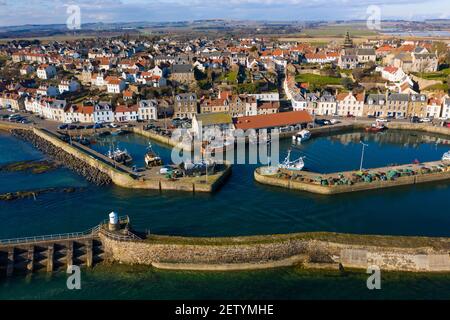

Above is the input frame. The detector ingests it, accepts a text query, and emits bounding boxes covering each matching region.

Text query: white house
[93,102,114,123]
[248,92,279,102]
[426,97,443,118]
[37,85,59,97]
[37,64,56,80]
[336,92,365,117]
[138,100,158,121]
[58,80,80,94]
[20,65,34,76]
[42,99,66,122]
[106,77,126,94]
[115,104,139,122]
[317,93,337,116]
[292,93,307,111]
[64,104,94,123]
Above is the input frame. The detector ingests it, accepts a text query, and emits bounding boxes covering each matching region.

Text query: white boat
[442,151,450,161]
[144,142,163,168]
[279,149,305,171]
[292,130,311,143]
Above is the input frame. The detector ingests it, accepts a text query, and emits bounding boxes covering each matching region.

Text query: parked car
[93,123,103,129]
[411,116,420,123]
[330,119,341,125]
[420,118,431,123]
[58,124,69,130]
[376,118,388,123]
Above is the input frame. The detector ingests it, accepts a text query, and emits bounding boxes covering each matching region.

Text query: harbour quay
[0,121,231,193]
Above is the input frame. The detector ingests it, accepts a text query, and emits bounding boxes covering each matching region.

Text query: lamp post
[359,141,368,172]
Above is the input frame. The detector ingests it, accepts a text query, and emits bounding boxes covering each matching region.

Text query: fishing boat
[365,122,387,133]
[107,147,133,165]
[278,149,305,171]
[442,151,450,162]
[144,142,163,168]
[292,130,311,143]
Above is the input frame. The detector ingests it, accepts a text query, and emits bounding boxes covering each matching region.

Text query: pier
[0,216,138,277]
[1,214,450,275]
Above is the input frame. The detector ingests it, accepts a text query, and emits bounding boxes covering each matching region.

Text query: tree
[341,77,354,91]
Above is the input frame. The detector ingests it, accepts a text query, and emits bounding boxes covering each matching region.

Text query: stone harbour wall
[11,129,112,186]
[100,234,450,272]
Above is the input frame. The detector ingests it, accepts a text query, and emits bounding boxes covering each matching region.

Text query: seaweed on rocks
[10,129,112,186]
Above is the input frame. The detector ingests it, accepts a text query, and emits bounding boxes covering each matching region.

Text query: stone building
[174,93,198,119]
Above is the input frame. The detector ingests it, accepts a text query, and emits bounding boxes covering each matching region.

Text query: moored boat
[278,149,305,171]
[292,130,311,143]
[442,151,450,162]
[365,123,387,133]
[107,147,133,165]
[145,142,163,168]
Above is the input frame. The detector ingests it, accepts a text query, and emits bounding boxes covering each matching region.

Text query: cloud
[0,0,448,26]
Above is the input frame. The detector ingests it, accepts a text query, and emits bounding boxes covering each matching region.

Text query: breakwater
[256,122,450,195]
[2,216,450,275]
[11,129,112,186]
[255,161,450,195]
[101,231,450,273]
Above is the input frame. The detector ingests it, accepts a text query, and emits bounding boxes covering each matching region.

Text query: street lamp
[359,141,368,172]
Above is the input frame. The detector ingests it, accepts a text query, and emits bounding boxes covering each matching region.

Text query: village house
[426,96,444,118]
[364,94,387,117]
[200,98,229,114]
[20,65,35,76]
[42,99,66,122]
[106,76,126,94]
[386,93,409,118]
[138,100,158,121]
[408,94,428,118]
[64,103,94,123]
[175,93,198,119]
[336,92,365,117]
[37,85,59,97]
[58,79,80,94]
[37,64,56,80]
[170,64,195,84]
[191,112,234,138]
[114,104,139,122]
[257,101,279,115]
[0,92,24,111]
[316,92,337,116]
[93,102,114,123]
[442,98,450,120]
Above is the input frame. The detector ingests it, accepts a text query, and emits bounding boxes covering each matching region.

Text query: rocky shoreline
[0,187,80,201]
[11,129,112,186]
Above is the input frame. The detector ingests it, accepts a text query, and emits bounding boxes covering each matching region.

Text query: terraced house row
[289,91,450,119]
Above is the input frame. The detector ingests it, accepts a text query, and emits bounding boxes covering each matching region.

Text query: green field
[295,73,342,86]
[302,26,378,37]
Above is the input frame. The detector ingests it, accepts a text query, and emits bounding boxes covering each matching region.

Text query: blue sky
[0,0,449,27]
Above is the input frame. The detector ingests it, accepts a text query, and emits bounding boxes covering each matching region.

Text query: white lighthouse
[108,211,119,231]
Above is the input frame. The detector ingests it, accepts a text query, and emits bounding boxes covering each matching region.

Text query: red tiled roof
[234,111,313,130]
